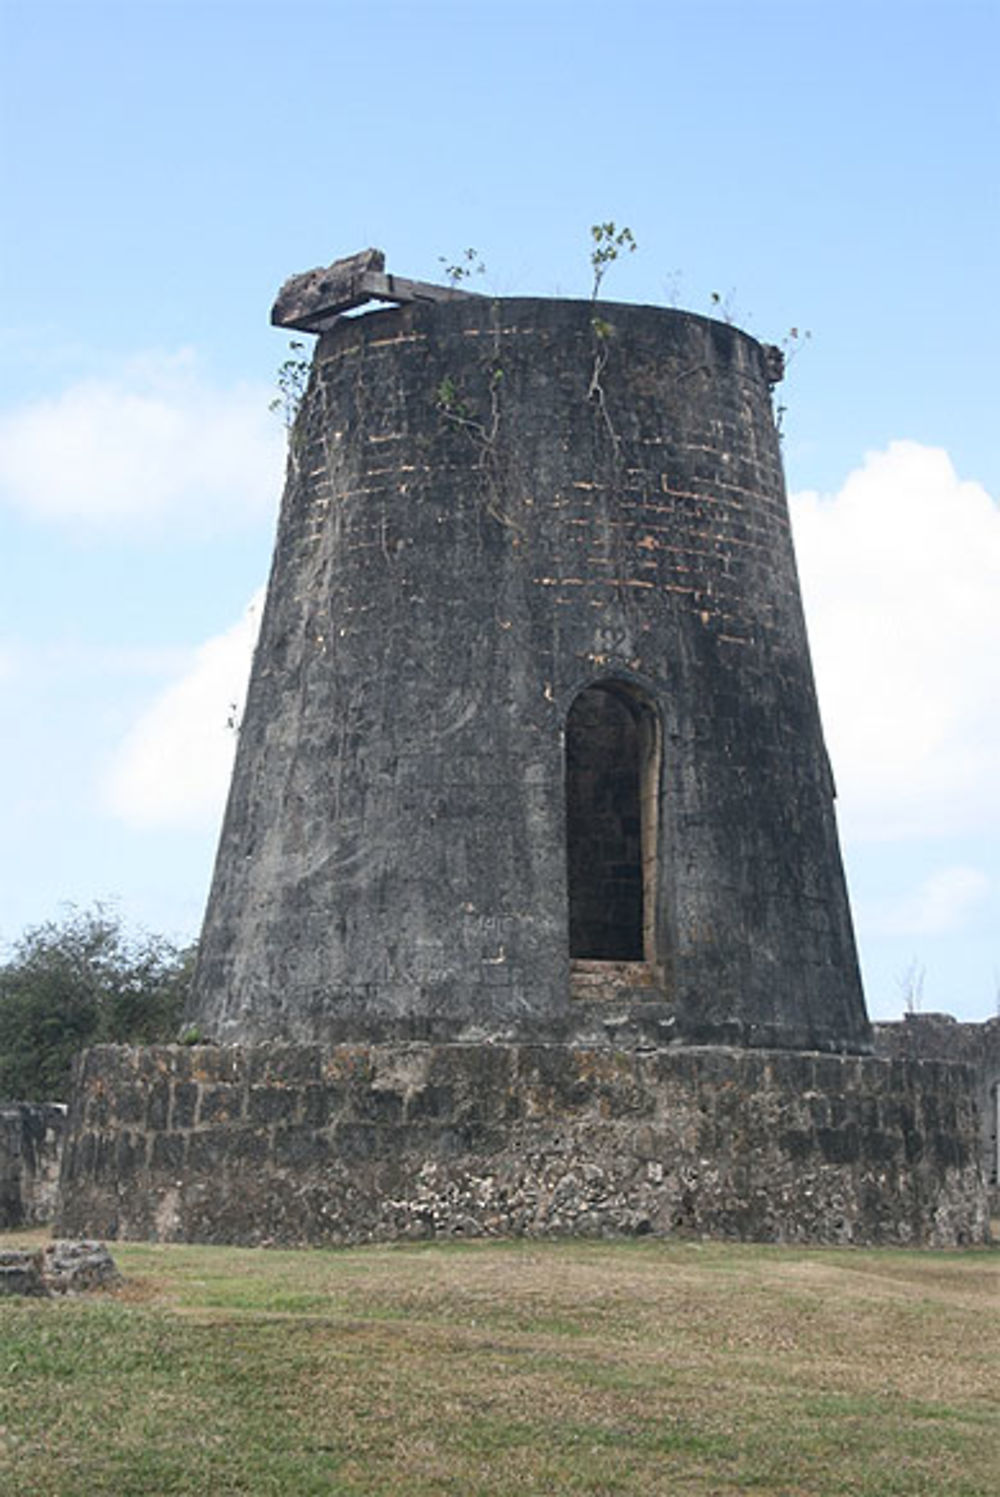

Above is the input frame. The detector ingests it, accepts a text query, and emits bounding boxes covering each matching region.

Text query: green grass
[1,1231,997,1495]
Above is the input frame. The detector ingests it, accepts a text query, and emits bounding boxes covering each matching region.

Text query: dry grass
[1,1230,997,1495]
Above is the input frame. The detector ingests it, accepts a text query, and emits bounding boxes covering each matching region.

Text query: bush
[0,906,196,1102]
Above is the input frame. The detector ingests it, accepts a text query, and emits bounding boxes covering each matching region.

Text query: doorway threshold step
[570,959,659,1000]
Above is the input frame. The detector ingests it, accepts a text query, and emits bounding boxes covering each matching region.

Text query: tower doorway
[565,682,660,966]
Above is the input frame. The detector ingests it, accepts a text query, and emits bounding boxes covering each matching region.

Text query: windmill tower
[189,251,870,1056]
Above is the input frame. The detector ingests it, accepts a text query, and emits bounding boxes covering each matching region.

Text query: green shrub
[0,906,195,1101]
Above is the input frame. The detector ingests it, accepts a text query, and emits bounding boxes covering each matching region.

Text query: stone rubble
[0,1241,120,1297]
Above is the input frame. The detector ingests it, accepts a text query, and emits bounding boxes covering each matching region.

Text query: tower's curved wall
[190,297,870,1052]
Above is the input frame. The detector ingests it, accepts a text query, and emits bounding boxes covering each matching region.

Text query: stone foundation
[55,1043,988,1248]
[1,1102,66,1228]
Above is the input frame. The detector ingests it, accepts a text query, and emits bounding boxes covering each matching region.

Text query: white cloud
[103,591,264,830]
[875,865,991,937]
[32,642,193,680]
[0,350,285,534]
[791,441,1000,841]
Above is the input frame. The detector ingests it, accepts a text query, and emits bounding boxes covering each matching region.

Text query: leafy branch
[781,325,812,365]
[435,360,514,529]
[587,223,637,448]
[438,248,486,288]
[773,326,812,438]
[590,222,636,300]
[435,359,505,443]
[269,339,310,431]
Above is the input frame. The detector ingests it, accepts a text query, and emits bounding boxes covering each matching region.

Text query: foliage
[269,338,310,431]
[709,287,738,323]
[781,322,812,363]
[438,247,485,287]
[773,325,813,438]
[434,373,473,423]
[0,907,196,1101]
[586,225,636,450]
[589,220,636,299]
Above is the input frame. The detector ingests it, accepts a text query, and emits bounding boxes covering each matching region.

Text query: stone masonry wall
[56,1044,988,1248]
[875,1015,999,1208]
[191,298,867,1055]
[1,1103,67,1228]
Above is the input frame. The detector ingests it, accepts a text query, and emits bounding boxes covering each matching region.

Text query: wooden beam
[271,249,385,330]
[271,249,482,332]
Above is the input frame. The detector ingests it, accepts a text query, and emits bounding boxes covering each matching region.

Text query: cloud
[22,642,193,681]
[0,350,285,534]
[790,442,1000,841]
[874,865,991,937]
[102,591,264,830]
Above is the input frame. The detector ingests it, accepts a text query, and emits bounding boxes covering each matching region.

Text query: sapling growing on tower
[269,339,310,431]
[438,248,486,288]
[589,221,636,300]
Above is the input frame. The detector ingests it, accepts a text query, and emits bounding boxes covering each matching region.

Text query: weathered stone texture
[875,1015,999,1209]
[190,297,867,1055]
[0,1241,120,1297]
[0,1249,47,1296]
[55,1044,988,1249]
[54,292,987,1250]
[42,1240,121,1294]
[0,1102,66,1228]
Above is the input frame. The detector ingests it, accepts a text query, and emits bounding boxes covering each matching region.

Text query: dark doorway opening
[565,682,659,963]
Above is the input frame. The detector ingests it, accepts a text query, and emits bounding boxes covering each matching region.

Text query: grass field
[1,1229,997,1495]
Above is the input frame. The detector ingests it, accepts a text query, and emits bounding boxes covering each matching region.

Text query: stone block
[200,1084,245,1125]
[150,1133,185,1173]
[43,1241,120,1294]
[247,1086,298,1125]
[0,1103,66,1228]
[0,1249,46,1296]
[145,1079,170,1132]
[171,1083,199,1129]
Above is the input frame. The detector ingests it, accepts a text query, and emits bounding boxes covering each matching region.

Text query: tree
[0,907,195,1102]
[897,958,926,1016]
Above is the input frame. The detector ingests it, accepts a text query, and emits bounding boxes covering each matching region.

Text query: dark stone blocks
[247,1087,299,1125]
[54,1042,989,1249]
[0,1103,66,1228]
[171,1083,198,1129]
[150,1134,185,1173]
[188,297,869,1055]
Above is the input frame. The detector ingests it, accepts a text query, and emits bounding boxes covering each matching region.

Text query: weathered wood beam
[271,249,385,329]
[271,249,482,332]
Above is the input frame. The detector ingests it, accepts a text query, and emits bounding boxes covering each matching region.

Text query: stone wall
[1,1102,66,1228]
[875,1015,999,1209]
[55,1043,988,1248]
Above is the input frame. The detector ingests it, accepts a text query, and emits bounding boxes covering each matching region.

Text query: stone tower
[189,253,870,1055]
[57,258,986,1251]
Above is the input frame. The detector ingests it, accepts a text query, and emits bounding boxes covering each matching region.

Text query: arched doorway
[565,681,660,967]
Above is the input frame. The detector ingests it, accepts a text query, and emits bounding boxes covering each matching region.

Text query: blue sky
[1,0,997,1021]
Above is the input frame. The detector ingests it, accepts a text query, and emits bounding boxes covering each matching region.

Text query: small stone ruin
[0,1240,120,1298]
